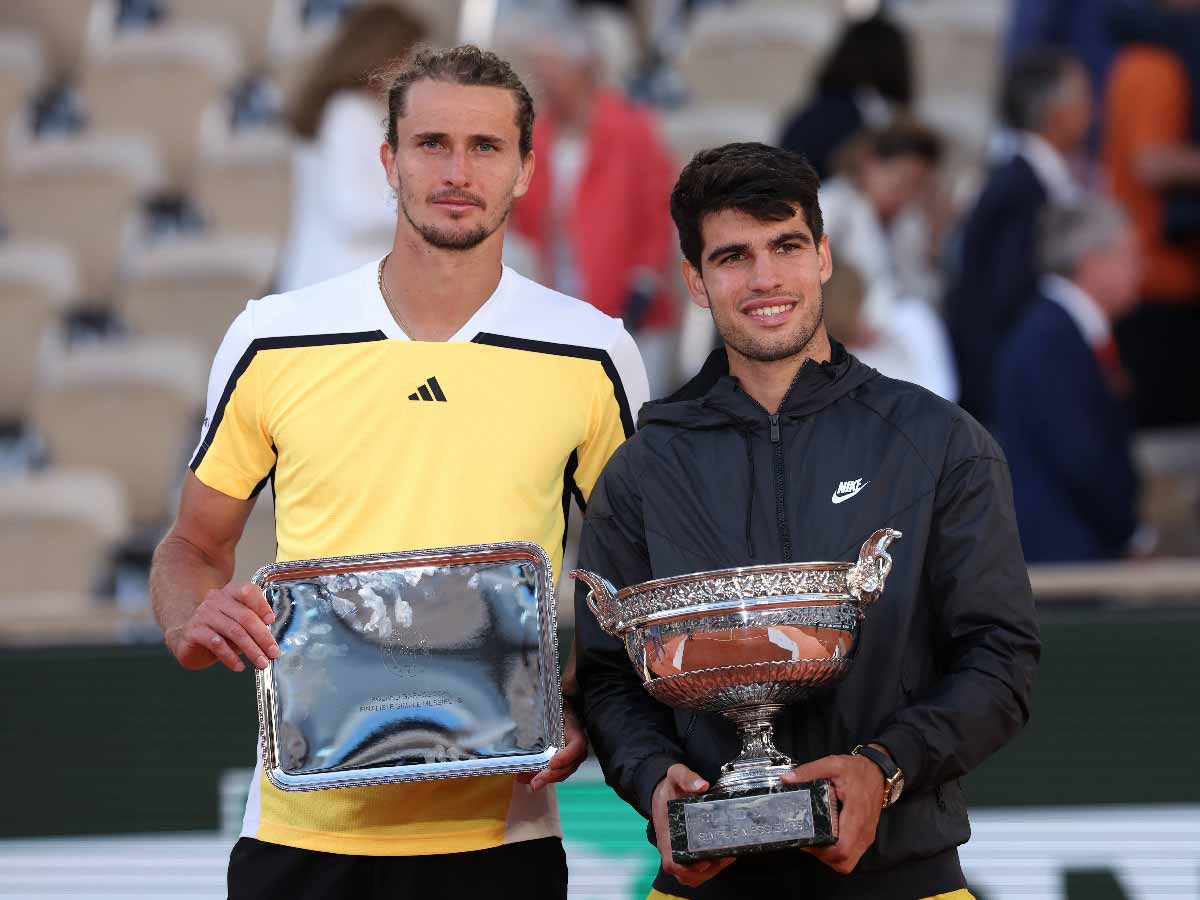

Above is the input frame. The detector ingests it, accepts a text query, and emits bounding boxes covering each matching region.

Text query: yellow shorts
[648,891,975,900]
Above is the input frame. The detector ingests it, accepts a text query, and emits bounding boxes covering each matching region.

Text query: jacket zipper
[769,413,792,561]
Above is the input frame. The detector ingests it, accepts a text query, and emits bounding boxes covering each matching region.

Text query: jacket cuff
[873,723,927,794]
[632,754,678,820]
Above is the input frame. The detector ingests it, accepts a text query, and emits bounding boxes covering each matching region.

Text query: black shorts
[227,835,568,899]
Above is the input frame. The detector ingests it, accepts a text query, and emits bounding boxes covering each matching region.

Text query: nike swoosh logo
[831,481,870,504]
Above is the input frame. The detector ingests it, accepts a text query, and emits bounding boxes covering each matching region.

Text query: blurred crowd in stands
[1,0,1199,642]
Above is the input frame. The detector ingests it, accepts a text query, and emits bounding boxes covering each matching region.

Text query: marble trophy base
[667,779,838,864]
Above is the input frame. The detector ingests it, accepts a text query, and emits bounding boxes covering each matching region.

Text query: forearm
[874,651,1036,793]
[888,451,1040,792]
[150,531,234,640]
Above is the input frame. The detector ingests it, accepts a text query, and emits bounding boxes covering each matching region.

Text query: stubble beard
[398,183,515,252]
[713,288,825,363]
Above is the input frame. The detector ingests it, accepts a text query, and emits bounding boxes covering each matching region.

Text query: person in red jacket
[511,20,679,395]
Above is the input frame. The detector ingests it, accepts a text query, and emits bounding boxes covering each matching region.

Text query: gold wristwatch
[851,744,905,808]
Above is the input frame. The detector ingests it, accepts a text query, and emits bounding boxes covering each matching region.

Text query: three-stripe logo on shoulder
[408,376,447,402]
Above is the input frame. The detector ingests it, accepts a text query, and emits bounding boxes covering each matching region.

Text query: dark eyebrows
[409,131,508,146]
[705,229,813,263]
[706,242,748,263]
[769,230,813,249]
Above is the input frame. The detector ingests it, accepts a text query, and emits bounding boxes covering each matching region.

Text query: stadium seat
[265,0,340,111]
[31,337,208,529]
[1,132,164,308]
[193,119,293,241]
[660,105,777,171]
[117,233,279,353]
[0,0,98,81]
[160,0,280,70]
[0,29,45,139]
[0,466,129,596]
[0,240,77,428]
[895,0,1004,118]
[676,6,837,113]
[79,20,243,191]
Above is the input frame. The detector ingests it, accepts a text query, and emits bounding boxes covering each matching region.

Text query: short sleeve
[573,324,649,504]
[189,302,277,499]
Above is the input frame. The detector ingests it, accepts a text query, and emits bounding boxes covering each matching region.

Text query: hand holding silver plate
[253,541,565,792]
[572,527,901,863]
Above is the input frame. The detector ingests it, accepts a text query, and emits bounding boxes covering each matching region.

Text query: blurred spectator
[276,4,425,291]
[944,48,1091,424]
[995,195,1154,563]
[822,121,945,315]
[510,20,679,395]
[1104,0,1200,428]
[819,121,958,399]
[1004,0,1124,150]
[777,14,913,180]
[570,0,713,105]
[822,255,958,403]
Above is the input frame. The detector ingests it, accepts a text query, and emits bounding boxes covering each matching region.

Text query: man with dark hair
[779,14,914,179]
[943,47,1091,423]
[151,44,648,899]
[574,142,1039,899]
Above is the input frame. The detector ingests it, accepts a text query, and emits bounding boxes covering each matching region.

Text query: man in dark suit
[944,48,1091,423]
[994,194,1155,563]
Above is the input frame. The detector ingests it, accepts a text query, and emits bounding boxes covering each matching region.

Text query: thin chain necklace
[377,254,414,338]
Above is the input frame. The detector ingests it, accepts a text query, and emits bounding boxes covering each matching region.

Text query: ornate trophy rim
[574,528,901,638]
[614,559,855,602]
[571,528,902,862]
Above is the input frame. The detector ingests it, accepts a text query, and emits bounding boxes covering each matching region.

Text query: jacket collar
[638,339,877,429]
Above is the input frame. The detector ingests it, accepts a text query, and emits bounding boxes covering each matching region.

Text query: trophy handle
[570,569,622,636]
[847,528,902,609]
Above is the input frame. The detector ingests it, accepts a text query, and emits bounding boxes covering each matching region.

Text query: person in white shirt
[277,5,424,292]
[820,121,958,400]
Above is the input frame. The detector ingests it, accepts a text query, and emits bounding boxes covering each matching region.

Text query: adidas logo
[408,376,447,402]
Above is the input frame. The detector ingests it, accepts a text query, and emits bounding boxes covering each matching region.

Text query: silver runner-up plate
[252,542,564,792]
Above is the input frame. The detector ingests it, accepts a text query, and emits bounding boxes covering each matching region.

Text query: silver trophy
[572,528,900,863]
[253,541,564,791]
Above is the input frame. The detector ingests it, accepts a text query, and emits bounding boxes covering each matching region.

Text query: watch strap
[851,744,902,807]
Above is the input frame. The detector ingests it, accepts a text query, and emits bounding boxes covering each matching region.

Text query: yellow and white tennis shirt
[191,260,648,856]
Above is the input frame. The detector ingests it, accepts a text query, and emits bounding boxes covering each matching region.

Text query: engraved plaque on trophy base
[667,779,837,864]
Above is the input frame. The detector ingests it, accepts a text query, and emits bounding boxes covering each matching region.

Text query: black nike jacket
[573,344,1041,899]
